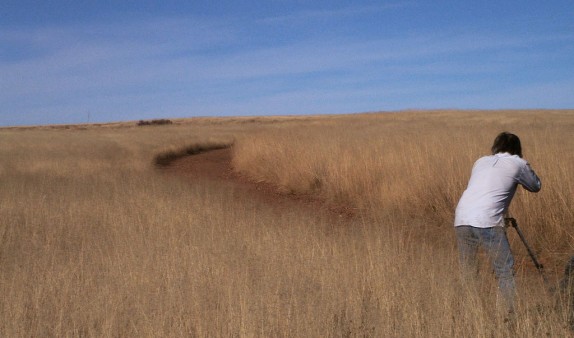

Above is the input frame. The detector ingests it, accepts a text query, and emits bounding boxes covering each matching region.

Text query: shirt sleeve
[518,162,541,192]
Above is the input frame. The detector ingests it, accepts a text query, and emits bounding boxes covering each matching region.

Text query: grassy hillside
[232,110,574,262]
[1,110,573,336]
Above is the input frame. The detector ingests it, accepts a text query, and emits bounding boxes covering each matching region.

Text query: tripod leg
[510,219,549,285]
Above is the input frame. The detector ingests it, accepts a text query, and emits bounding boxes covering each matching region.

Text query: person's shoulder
[506,154,528,164]
[472,155,496,169]
[477,154,495,161]
[503,154,532,170]
[490,152,529,167]
[475,154,495,163]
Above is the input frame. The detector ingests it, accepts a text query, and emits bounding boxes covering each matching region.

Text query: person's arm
[518,162,541,192]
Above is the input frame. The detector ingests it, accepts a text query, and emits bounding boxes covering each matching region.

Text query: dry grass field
[1,110,573,336]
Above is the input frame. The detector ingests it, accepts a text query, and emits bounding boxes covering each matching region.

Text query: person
[454,132,541,313]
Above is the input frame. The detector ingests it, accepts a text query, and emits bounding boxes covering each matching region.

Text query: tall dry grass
[232,110,574,265]
[1,111,573,337]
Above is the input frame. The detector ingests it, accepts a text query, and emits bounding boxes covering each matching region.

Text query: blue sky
[1,1,573,126]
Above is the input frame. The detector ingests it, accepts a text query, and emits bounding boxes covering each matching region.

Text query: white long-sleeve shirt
[454,152,541,228]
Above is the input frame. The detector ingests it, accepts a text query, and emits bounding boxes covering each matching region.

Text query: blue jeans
[455,225,516,311]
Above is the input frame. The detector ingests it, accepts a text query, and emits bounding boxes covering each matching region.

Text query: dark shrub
[137,119,173,126]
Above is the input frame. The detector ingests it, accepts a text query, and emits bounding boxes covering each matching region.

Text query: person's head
[491,132,522,158]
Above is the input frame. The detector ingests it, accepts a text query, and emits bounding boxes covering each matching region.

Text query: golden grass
[232,110,574,263]
[1,110,573,336]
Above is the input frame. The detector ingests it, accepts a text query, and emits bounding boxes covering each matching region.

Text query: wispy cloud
[258,2,413,25]
[0,16,236,94]
[1,10,573,125]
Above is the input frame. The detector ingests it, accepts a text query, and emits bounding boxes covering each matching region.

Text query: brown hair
[491,132,522,158]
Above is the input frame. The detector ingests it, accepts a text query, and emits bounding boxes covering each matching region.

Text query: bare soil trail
[159,147,357,220]
[159,147,567,285]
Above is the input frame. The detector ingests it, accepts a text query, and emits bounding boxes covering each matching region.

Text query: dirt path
[159,147,567,283]
[159,147,357,220]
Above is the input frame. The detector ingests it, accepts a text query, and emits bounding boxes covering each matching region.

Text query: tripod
[505,217,549,285]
